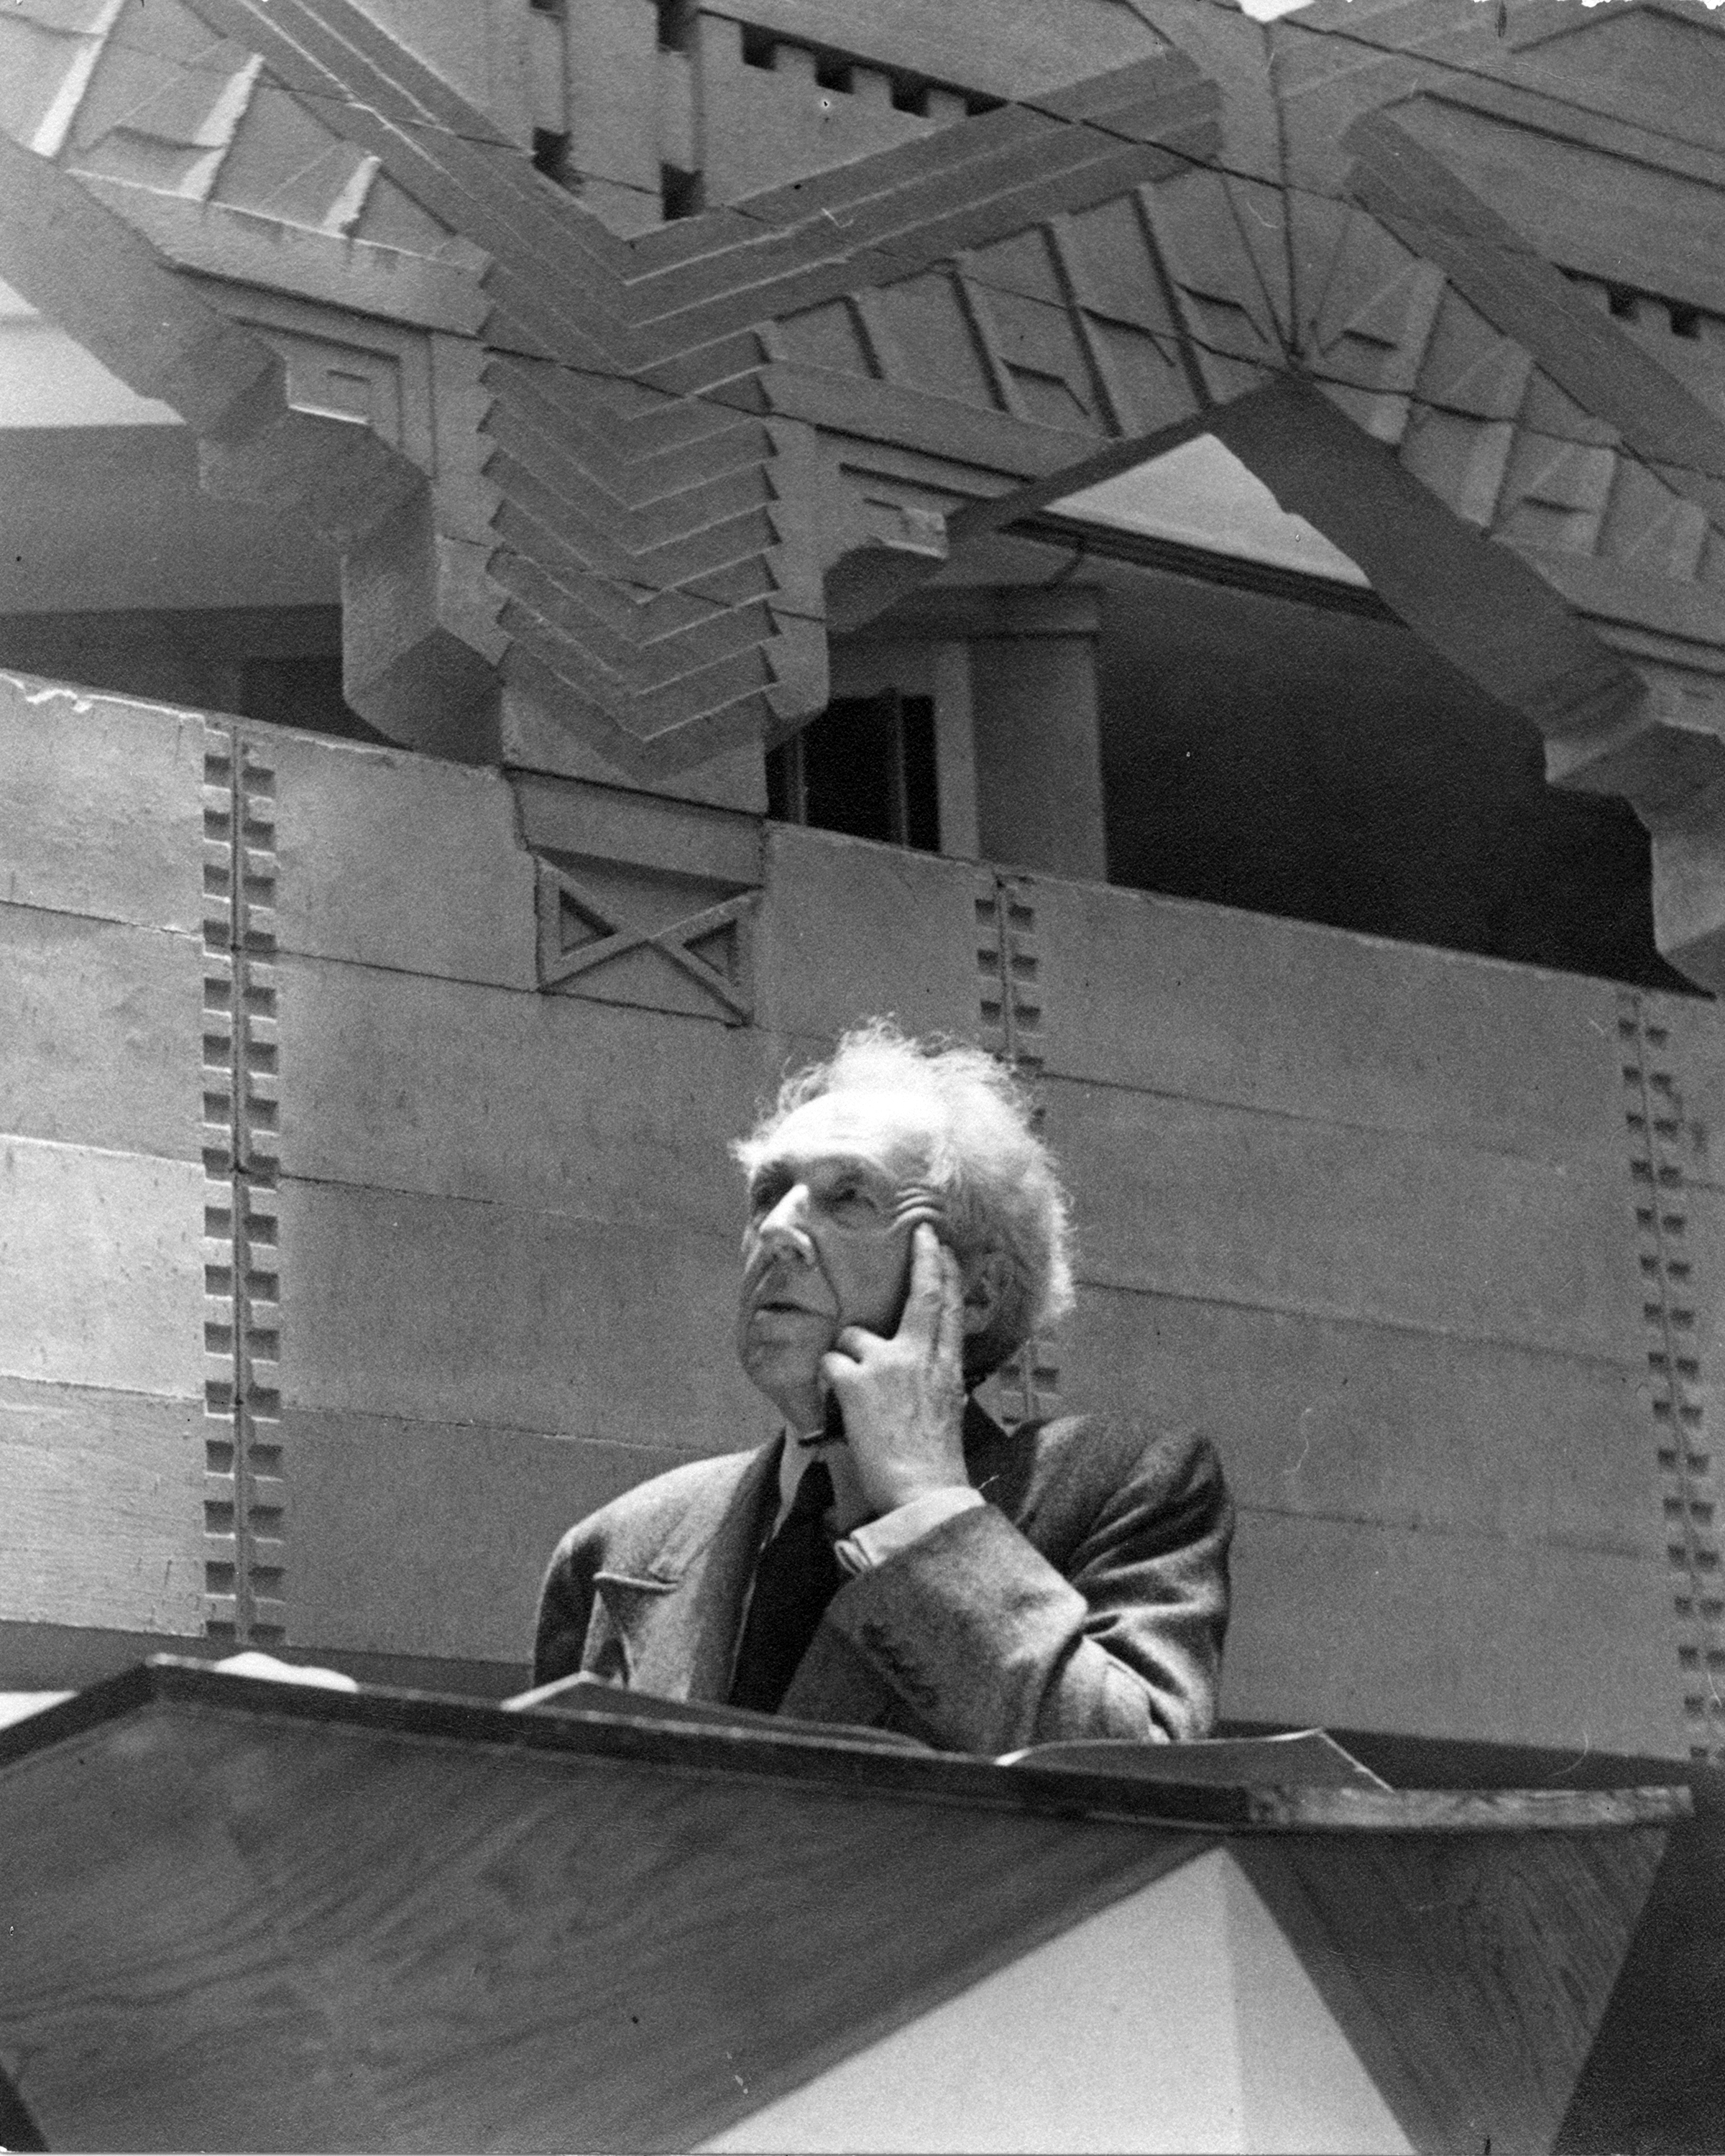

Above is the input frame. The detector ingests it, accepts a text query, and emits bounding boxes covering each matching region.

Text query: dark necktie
[728,1456,840,1713]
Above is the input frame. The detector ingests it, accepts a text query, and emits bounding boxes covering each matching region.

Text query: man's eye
[829,1179,878,1211]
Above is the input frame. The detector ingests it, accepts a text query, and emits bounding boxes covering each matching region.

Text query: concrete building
[1,0,1722,1774]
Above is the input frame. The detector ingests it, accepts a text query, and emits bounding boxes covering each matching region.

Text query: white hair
[732,1018,1075,1379]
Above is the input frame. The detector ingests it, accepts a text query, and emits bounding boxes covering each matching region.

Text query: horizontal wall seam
[1072,1274,1652,1370]
[276,1413,702,1455]
[1231,1498,1670,1562]
[270,1161,744,1232]
[1039,1063,1668,1172]
[0,1370,204,1407]
[0,896,205,943]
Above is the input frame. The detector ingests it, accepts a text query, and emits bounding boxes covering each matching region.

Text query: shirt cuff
[834,1487,985,1577]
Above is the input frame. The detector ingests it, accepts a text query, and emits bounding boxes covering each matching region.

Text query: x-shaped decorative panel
[535,862,758,1025]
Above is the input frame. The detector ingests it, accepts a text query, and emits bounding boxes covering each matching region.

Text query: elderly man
[532,1021,1231,1756]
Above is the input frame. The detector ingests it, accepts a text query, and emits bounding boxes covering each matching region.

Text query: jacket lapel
[594,1439,780,1703]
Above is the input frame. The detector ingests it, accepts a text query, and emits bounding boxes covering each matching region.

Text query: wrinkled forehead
[758,1088,947,1180]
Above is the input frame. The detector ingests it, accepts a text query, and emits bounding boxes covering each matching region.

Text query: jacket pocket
[590,1570,677,1688]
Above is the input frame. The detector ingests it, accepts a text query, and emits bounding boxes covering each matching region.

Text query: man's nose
[756,1184,816,1258]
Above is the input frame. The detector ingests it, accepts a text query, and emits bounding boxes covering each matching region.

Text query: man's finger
[821,1347,865,1394]
[896,1221,949,1344]
[934,1240,965,1370]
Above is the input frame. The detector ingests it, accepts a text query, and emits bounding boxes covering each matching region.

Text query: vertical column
[932,643,980,861]
[968,616,1106,885]
[975,873,1062,1430]
[1619,990,1720,1761]
[198,727,288,1651]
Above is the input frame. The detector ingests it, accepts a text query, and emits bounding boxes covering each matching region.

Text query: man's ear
[959,1249,1013,1336]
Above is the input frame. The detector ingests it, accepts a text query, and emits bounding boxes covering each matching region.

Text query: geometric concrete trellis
[4,0,1725,982]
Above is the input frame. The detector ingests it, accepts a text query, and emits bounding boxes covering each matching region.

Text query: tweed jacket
[533,1399,1232,1756]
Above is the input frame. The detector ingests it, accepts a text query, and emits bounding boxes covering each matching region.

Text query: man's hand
[821,1222,971,1517]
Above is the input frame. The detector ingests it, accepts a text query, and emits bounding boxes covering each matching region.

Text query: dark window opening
[1607,285,1639,319]
[812,52,855,93]
[660,163,703,220]
[238,653,385,745]
[1670,303,1702,339]
[739,22,776,67]
[0,607,390,748]
[1055,538,1701,995]
[891,77,932,114]
[767,691,940,852]
[531,129,571,185]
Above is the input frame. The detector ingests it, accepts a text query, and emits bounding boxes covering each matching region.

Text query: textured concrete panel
[755,824,982,1043]
[287,1409,693,1663]
[0,1138,203,1398]
[1046,1077,1644,1360]
[512,769,762,887]
[272,960,774,1227]
[1027,875,1629,1164]
[1657,992,1725,1197]
[1062,1285,1660,1557]
[267,727,537,985]
[0,904,201,1163]
[1680,1182,1724,1371]
[0,1376,202,1636]
[0,672,203,931]
[1222,1505,1681,1758]
[277,1179,768,1447]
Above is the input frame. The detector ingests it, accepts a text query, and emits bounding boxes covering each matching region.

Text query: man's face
[735,1088,946,1425]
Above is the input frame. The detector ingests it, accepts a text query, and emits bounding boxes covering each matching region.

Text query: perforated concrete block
[0,673,205,932]
[1045,1076,1644,1361]
[696,16,936,206]
[265,726,537,985]
[277,1179,768,1447]
[0,1376,202,1636]
[697,0,1162,106]
[1222,1505,1682,1758]
[0,905,201,1163]
[1062,1284,1661,1557]
[1024,877,1631,1166]
[272,960,774,1226]
[0,1138,203,1399]
[755,824,982,1042]
[286,1410,693,1663]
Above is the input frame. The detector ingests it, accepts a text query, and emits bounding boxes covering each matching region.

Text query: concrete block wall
[0,676,210,1665]
[553,0,1161,231]
[1,673,1715,1757]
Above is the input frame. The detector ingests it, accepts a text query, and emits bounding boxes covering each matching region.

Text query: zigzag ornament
[7,0,1725,860]
[0,0,1223,776]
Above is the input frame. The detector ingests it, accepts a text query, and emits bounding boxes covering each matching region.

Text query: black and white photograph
[0,0,1720,2149]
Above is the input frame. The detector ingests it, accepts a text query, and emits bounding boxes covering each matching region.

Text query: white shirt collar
[775,1422,868,1534]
